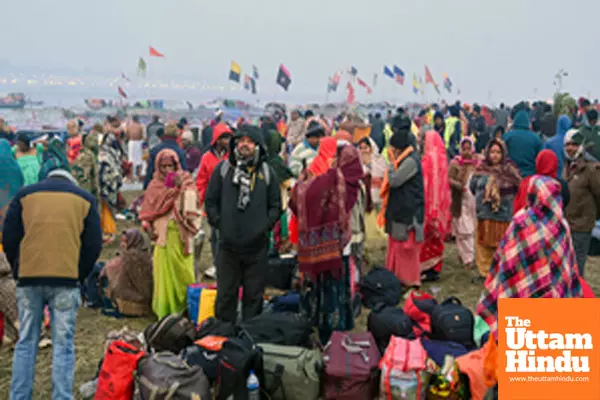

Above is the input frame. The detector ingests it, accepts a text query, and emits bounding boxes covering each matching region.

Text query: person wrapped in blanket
[476,175,583,336]
[289,140,363,344]
[139,149,202,319]
[100,229,153,317]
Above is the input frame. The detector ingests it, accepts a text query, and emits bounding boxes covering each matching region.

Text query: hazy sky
[5,0,600,103]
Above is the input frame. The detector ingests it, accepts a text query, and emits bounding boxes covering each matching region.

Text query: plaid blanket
[476,176,583,336]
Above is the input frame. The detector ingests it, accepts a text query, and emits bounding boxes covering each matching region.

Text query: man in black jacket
[205,124,281,322]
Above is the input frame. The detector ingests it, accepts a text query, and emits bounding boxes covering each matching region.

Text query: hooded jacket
[544,115,572,177]
[204,125,281,253]
[196,123,232,206]
[502,111,543,178]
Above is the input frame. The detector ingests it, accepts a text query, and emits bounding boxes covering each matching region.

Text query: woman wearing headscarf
[13,133,42,186]
[100,229,153,317]
[513,149,570,215]
[476,176,583,336]
[448,137,482,269]
[0,139,24,253]
[377,115,425,288]
[289,142,362,344]
[470,139,522,282]
[357,137,387,210]
[419,130,451,282]
[38,138,70,181]
[544,114,572,178]
[98,127,126,242]
[139,149,202,318]
[265,128,294,252]
[72,130,100,204]
[563,129,600,277]
[289,136,338,246]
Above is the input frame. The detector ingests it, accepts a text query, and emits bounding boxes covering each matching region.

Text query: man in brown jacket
[564,129,600,276]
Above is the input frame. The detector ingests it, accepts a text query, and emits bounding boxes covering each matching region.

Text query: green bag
[473,316,491,348]
[259,343,322,400]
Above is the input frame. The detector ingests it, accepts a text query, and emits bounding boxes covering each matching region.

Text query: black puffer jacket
[205,125,282,253]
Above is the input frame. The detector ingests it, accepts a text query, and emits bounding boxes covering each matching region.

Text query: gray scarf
[233,149,259,210]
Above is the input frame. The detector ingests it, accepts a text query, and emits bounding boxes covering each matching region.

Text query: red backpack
[403,291,436,337]
[95,340,145,400]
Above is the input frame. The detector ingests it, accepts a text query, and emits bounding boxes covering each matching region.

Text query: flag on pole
[121,72,131,82]
[383,66,394,79]
[349,66,358,76]
[243,74,251,90]
[393,65,405,85]
[118,86,128,98]
[229,61,241,83]
[276,64,291,91]
[412,73,419,95]
[250,77,257,94]
[424,65,437,85]
[327,77,335,93]
[149,46,165,58]
[443,72,453,93]
[357,78,373,94]
[252,65,259,80]
[346,82,355,104]
[137,57,147,77]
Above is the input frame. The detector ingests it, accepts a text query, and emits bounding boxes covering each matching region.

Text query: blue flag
[383,66,394,79]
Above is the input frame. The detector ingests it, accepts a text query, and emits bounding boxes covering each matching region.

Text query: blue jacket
[502,111,543,178]
[143,137,187,189]
[2,173,102,287]
[544,115,572,178]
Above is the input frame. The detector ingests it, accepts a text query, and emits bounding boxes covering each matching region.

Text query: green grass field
[1,216,598,399]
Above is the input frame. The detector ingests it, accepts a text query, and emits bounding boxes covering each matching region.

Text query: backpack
[430,297,475,348]
[195,317,238,340]
[360,266,402,309]
[144,313,196,354]
[270,291,301,313]
[403,290,436,337]
[134,352,211,400]
[220,159,271,185]
[322,332,381,400]
[95,341,145,400]
[259,343,322,400]
[216,330,264,400]
[379,337,431,400]
[266,255,298,290]
[241,312,313,348]
[181,335,229,383]
[367,304,415,354]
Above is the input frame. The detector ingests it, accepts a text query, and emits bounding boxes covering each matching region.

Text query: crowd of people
[0,94,598,398]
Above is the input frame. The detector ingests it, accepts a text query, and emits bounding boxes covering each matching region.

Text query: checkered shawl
[476,176,583,336]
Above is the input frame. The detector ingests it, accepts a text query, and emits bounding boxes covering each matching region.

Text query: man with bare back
[127,115,146,182]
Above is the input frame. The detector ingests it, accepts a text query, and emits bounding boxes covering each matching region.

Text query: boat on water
[0,92,26,109]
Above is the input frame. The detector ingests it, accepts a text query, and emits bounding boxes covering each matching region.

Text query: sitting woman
[101,229,153,317]
[139,149,202,319]
[476,176,583,336]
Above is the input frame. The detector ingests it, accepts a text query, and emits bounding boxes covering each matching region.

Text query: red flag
[346,82,355,104]
[149,46,165,58]
[424,65,436,85]
[118,86,128,98]
[357,78,373,94]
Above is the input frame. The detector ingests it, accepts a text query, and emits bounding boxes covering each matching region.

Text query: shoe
[204,265,217,279]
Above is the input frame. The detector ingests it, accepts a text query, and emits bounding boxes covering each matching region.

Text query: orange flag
[149,46,165,58]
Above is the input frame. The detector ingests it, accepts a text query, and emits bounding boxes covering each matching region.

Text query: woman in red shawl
[289,142,363,344]
[139,149,202,318]
[419,131,451,282]
[288,137,338,245]
[513,149,570,215]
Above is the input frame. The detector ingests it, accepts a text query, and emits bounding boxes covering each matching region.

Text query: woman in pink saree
[419,130,451,282]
